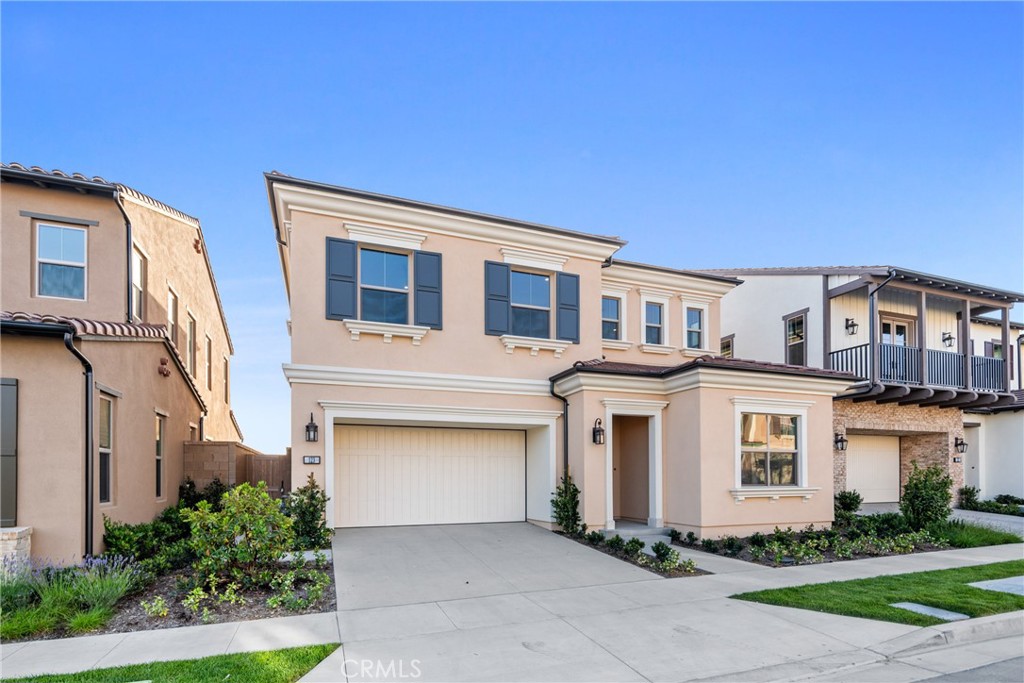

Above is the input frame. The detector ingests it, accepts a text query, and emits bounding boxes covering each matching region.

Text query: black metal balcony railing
[927,349,964,388]
[830,344,869,379]
[879,343,921,384]
[972,356,1006,392]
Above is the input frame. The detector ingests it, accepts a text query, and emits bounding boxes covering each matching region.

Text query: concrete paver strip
[891,602,970,621]
[968,576,1024,596]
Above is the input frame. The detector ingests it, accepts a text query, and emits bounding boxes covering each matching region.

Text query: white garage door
[847,435,900,503]
[335,425,526,527]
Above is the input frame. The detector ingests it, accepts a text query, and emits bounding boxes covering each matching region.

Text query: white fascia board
[319,400,562,426]
[664,367,855,396]
[283,363,551,396]
[273,185,621,262]
[603,266,736,298]
[553,372,665,397]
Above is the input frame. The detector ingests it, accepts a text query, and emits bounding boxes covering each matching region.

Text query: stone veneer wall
[0,526,32,563]
[832,399,964,497]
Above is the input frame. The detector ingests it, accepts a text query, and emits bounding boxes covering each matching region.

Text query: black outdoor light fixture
[942,332,955,348]
[593,418,606,445]
[834,433,849,451]
[845,318,859,335]
[305,413,319,442]
[955,437,968,454]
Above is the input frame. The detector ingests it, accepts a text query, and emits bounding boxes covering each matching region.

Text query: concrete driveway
[304,524,1024,682]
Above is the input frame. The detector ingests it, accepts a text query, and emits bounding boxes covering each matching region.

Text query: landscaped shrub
[0,557,35,613]
[103,504,192,572]
[834,490,863,514]
[684,531,698,545]
[668,529,681,543]
[70,556,142,611]
[926,519,1023,548]
[957,488,1024,517]
[995,494,1024,506]
[749,532,767,548]
[849,512,911,539]
[606,534,626,552]
[284,474,332,550]
[624,537,645,558]
[68,606,113,634]
[721,535,744,557]
[959,486,980,509]
[585,531,605,545]
[181,482,295,587]
[651,541,674,562]
[771,526,796,545]
[551,471,582,536]
[700,538,719,554]
[900,463,952,530]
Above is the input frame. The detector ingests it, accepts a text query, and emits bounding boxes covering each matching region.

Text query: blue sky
[3,2,1021,453]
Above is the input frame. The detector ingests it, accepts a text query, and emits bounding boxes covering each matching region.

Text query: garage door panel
[336,426,526,527]
[847,435,900,504]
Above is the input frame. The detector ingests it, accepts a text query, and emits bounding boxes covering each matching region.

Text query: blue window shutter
[484,261,510,336]
[556,272,580,343]
[326,237,357,320]
[414,251,443,329]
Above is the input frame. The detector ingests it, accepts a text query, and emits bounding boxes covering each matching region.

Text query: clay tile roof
[553,355,856,382]
[1,311,166,339]
[2,162,114,186]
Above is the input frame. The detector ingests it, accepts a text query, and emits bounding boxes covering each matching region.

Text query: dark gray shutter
[484,261,510,336]
[326,238,357,320]
[556,272,580,343]
[414,251,442,329]
[1,379,18,527]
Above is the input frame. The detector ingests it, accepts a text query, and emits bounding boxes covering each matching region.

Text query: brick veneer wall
[832,399,964,498]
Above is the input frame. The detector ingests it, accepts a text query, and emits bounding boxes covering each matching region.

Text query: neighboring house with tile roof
[702,265,1024,502]
[268,172,857,538]
[0,164,247,561]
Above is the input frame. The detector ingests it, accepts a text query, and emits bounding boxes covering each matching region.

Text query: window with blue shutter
[326,238,357,320]
[556,272,580,343]
[484,261,511,335]
[413,251,443,329]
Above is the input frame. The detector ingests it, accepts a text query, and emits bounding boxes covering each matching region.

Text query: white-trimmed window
[186,314,197,376]
[223,356,230,403]
[37,224,87,300]
[685,307,704,349]
[131,246,146,321]
[784,310,807,366]
[739,413,799,487]
[359,248,409,324]
[155,414,165,499]
[205,336,213,390]
[721,335,734,358]
[645,302,664,345]
[167,289,179,344]
[510,270,551,339]
[602,296,621,340]
[99,396,113,504]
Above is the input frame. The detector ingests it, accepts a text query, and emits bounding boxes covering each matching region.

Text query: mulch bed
[558,533,710,577]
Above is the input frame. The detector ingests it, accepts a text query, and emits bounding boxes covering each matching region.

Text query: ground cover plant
[560,529,703,577]
[6,644,339,683]
[958,486,1024,518]
[733,560,1024,626]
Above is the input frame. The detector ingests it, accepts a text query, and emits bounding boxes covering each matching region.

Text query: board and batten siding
[832,289,963,352]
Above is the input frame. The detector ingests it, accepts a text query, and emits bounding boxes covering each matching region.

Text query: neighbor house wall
[972,412,1024,500]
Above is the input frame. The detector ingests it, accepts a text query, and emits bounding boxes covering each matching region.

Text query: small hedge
[958,487,1024,518]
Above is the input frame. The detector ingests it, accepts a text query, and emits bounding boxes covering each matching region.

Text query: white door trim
[601,399,669,529]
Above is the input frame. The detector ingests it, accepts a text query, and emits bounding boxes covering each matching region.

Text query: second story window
[645,302,663,345]
[223,356,230,403]
[686,307,704,349]
[601,296,621,340]
[510,271,550,338]
[785,311,807,365]
[721,336,734,358]
[186,314,197,376]
[205,336,213,390]
[37,224,86,300]
[167,290,179,345]
[131,247,146,321]
[359,249,409,324]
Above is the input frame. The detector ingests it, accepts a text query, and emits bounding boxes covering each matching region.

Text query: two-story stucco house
[1,163,244,561]
[706,266,1024,503]
[267,172,855,539]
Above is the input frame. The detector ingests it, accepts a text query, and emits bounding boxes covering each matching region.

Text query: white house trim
[553,366,851,398]
[318,401,560,526]
[344,222,427,251]
[640,289,673,349]
[601,398,669,530]
[731,396,811,495]
[283,364,552,396]
[499,334,571,358]
[601,284,631,346]
[500,247,567,272]
[681,298,713,355]
[343,319,430,345]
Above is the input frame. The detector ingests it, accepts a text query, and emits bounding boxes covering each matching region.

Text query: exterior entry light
[942,332,955,348]
[954,437,968,454]
[834,433,849,451]
[305,413,319,442]
[593,418,606,445]
[845,318,859,335]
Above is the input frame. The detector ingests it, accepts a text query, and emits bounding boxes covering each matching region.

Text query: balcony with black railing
[829,343,1005,392]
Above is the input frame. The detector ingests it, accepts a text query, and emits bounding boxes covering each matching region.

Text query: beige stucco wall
[2,335,203,562]
[1,184,126,321]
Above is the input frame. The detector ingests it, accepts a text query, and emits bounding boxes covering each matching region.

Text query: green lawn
[8,644,338,683]
[733,560,1024,626]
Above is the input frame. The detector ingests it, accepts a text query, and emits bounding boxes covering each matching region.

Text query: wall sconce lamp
[954,437,968,454]
[845,318,859,335]
[305,413,319,442]
[592,418,606,445]
[834,433,849,451]
[942,332,955,348]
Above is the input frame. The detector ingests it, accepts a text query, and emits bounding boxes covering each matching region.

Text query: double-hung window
[740,413,798,487]
[510,271,551,338]
[223,357,230,403]
[785,310,807,365]
[131,247,146,321]
[686,307,704,349]
[205,336,213,390]
[167,290,179,345]
[601,296,621,340]
[37,224,86,300]
[99,396,113,504]
[645,302,663,345]
[154,415,165,499]
[359,249,409,324]
[721,336,734,358]
[186,314,197,376]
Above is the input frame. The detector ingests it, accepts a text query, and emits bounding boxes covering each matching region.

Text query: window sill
[640,343,676,355]
[681,347,715,358]
[344,320,431,345]
[602,339,633,351]
[499,335,571,358]
[729,486,819,504]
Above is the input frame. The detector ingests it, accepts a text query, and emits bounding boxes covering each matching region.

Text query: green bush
[266,564,331,611]
[848,512,911,539]
[623,537,645,558]
[68,606,114,633]
[834,490,863,514]
[651,541,674,562]
[606,534,626,552]
[0,605,60,639]
[551,471,582,536]
[700,538,719,554]
[959,486,980,508]
[749,532,767,548]
[668,529,681,543]
[284,474,332,551]
[684,531,698,545]
[585,531,605,545]
[1,558,35,613]
[900,463,952,530]
[181,482,295,587]
[926,520,1023,548]
[721,535,744,556]
[71,556,142,611]
[958,489,1024,517]
[995,494,1024,506]
[103,504,192,571]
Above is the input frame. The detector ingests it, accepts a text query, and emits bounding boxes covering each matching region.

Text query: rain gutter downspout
[63,331,95,557]
[549,381,569,474]
[841,269,899,401]
[113,189,133,324]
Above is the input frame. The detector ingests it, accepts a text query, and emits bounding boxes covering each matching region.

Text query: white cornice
[318,400,561,425]
[283,364,551,396]
[603,266,736,298]
[729,487,820,503]
[640,343,676,355]
[602,398,669,410]
[343,320,430,345]
[273,184,621,263]
[553,373,664,397]
[344,222,427,251]
[730,396,815,409]
[602,340,633,351]
[499,335,572,358]
[500,247,567,272]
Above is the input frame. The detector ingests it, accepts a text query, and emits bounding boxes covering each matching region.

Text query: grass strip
[733,559,1024,626]
[8,643,339,683]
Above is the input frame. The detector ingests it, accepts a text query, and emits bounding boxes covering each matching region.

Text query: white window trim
[205,335,213,391]
[506,268,554,340]
[99,395,114,506]
[640,289,672,351]
[35,223,88,301]
[731,396,815,503]
[601,287,631,350]
[166,285,179,343]
[358,246,412,326]
[131,244,147,322]
[185,310,197,376]
[223,356,230,403]
[602,398,669,530]
[344,319,430,345]
[500,247,567,272]
[681,299,712,357]
[345,222,426,251]
[155,413,166,501]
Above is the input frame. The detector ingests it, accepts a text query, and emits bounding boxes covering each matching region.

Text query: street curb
[870,610,1024,657]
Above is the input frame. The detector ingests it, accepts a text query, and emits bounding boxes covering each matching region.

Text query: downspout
[866,268,898,386]
[114,189,133,323]
[549,381,569,474]
[63,331,95,557]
